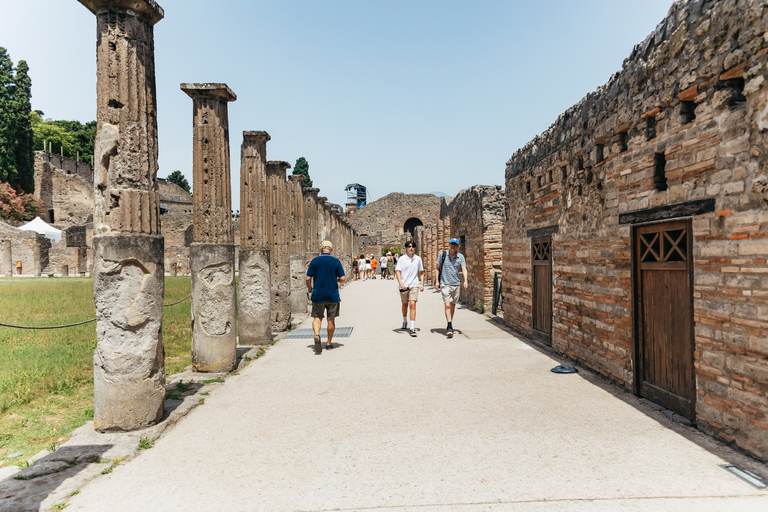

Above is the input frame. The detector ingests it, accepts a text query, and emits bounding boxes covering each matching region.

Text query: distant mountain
[430,191,449,197]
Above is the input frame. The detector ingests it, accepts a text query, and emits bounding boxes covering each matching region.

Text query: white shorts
[440,285,461,303]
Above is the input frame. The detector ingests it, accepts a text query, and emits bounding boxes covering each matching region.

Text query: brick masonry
[503,0,768,461]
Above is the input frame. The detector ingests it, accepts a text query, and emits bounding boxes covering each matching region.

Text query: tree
[13,60,34,193]
[31,112,74,156]
[292,157,312,188]
[166,170,191,195]
[0,182,42,221]
[0,48,17,185]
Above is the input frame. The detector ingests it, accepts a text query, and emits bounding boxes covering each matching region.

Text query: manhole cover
[283,327,354,339]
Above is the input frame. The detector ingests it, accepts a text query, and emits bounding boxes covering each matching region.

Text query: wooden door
[634,220,695,420]
[532,236,552,344]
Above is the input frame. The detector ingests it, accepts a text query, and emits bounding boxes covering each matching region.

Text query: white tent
[18,216,61,243]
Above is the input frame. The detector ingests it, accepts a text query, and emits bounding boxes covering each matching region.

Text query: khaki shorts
[440,284,461,303]
[311,302,340,318]
[399,287,419,303]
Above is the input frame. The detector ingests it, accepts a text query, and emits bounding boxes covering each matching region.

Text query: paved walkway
[68,277,767,511]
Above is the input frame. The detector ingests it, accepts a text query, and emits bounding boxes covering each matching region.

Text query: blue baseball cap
[449,238,460,245]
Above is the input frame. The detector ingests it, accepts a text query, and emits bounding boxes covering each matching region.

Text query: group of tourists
[306,238,468,354]
[352,252,398,280]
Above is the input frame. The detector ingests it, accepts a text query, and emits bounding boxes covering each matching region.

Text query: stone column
[0,240,12,276]
[238,131,272,345]
[266,160,292,331]
[181,83,237,372]
[302,187,320,260]
[288,175,307,315]
[79,0,165,431]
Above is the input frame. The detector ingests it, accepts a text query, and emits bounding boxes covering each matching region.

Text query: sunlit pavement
[69,277,768,511]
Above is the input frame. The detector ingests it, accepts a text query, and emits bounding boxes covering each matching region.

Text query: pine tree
[166,170,191,195]
[13,60,34,193]
[292,156,312,188]
[0,48,18,185]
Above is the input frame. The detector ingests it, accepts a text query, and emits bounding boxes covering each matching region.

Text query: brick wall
[443,186,505,312]
[347,193,444,247]
[503,0,768,460]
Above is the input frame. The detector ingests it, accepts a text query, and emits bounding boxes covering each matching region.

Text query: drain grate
[283,327,354,339]
[721,464,767,489]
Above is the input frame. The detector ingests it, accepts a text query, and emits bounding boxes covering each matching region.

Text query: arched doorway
[403,217,423,240]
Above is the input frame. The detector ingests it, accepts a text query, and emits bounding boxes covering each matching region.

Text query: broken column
[0,240,12,276]
[288,175,307,315]
[238,131,273,345]
[79,0,165,431]
[181,83,237,372]
[266,160,292,331]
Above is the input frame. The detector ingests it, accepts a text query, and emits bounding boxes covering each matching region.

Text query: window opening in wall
[526,181,531,194]
[681,101,696,125]
[619,131,628,152]
[459,235,466,256]
[577,157,584,171]
[654,152,667,192]
[49,210,54,224]
[561,165,568,179]
[723,78,746,107]
[547,169,553,183]
[596,144,604,163]
[646,116,657,141]
[537,175,543,188]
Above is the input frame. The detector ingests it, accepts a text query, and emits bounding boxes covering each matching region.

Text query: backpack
[438,251,447,284]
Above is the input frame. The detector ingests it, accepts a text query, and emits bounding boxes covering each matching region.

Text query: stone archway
[403,217,423,240]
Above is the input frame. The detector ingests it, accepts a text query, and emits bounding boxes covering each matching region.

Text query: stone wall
[503,0,768,460]
[157,178,193,213]
[0,221,50,276]
[347,193,444,247]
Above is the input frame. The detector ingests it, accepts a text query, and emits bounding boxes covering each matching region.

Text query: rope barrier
[0,294,191,330]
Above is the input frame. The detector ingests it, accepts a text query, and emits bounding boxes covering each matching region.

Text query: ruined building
[502,0,768,461]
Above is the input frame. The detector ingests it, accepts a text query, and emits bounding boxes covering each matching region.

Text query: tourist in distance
[379,253,388,279]
[371,254,378,279]
[435,237,468,338]
[306,240,346,354]
[352,256,359,281]
[358,254,367,280]
[396,241,424,337]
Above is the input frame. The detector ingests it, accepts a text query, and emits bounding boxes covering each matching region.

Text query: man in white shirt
[395,241,424,337]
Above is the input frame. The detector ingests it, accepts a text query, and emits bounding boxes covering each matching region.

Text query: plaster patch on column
[197,261,233,336]
[96,258,152,329]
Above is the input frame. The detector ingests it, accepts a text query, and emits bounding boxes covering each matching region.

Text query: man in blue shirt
[435,238,468,338]
[306,240,346,354]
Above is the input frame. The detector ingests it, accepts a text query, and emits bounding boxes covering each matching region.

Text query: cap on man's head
[386,252,392,255]
[449,238,460,245]
[321,240,333,250]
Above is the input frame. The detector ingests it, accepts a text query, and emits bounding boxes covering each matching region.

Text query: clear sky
[2,0,675,211]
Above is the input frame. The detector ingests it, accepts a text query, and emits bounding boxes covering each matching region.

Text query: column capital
[288,175,304,184]
[180,83,237,102]
[78,0,164,24]
[243,130,271,142]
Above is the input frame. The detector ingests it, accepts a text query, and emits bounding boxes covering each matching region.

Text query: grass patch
[138,437,154,450]
[70,489,80,496]
[0,277,191,466]
[202,377,224,384]
[198,398,205,405]
[52,503,69,511]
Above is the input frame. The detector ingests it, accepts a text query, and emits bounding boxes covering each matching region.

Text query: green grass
[0,277,192,467]
[138,437,154,450]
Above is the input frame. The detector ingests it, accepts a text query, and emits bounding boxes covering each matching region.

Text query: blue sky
[2,0,674,210]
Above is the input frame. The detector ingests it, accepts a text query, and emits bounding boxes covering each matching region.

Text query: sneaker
[446,328,454,338]
[326,344,333,350]
[314,335,322,354]
[409,329,417,337]
[402,322,408,330]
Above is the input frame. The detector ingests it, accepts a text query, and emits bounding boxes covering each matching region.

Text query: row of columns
[79,0,357,432]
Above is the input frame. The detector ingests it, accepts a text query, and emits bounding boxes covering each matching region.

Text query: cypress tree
[292,156,312,188]
[13,60,34,193]
[0,48,18,185]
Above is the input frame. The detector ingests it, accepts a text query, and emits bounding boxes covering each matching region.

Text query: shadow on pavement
[0,444,112,512]
[480,316,768,482]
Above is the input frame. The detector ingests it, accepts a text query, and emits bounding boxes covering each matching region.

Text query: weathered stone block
[238,247,272,345]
